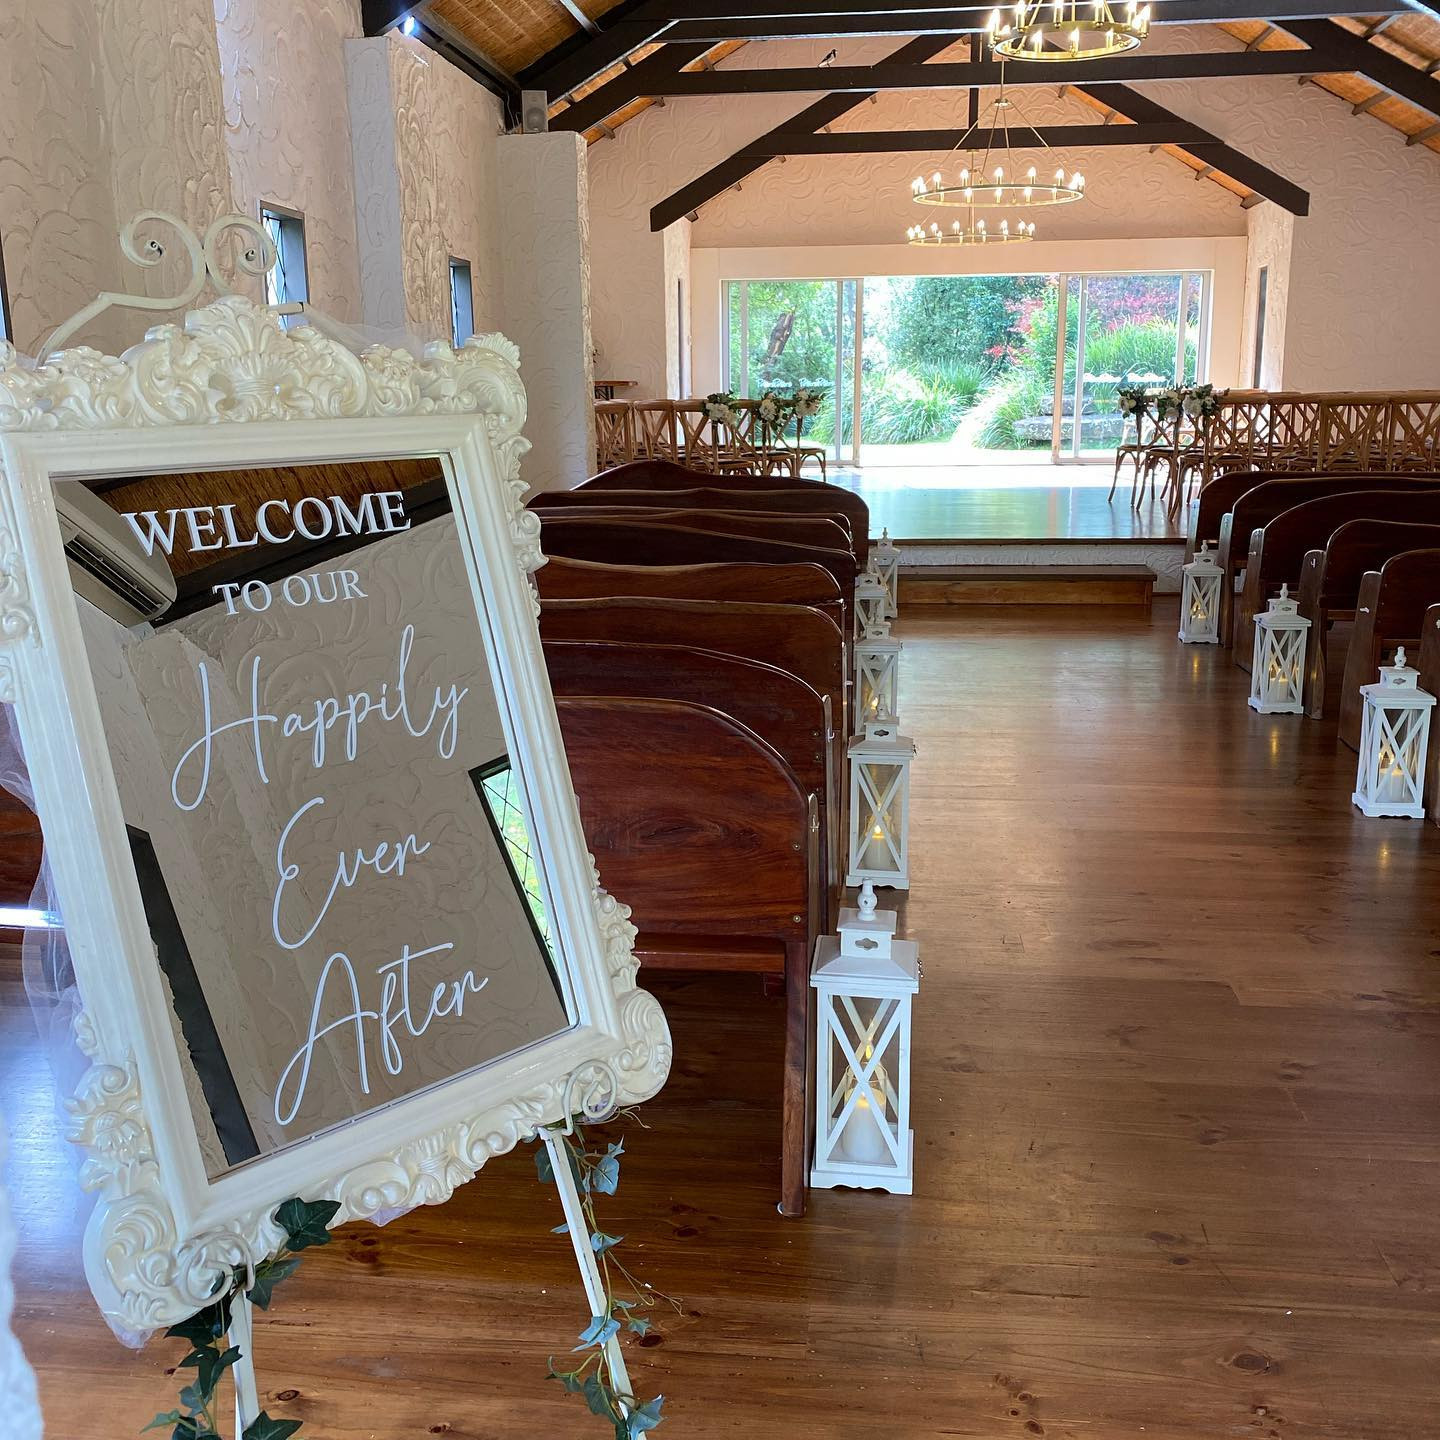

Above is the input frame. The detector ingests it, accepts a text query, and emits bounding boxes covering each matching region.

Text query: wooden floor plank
[9,599,1440,1437]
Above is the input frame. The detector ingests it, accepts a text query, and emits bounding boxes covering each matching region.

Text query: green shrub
[860,360,989,445]
[968,374,1054,450]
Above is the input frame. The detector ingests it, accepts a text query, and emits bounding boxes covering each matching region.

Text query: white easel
[226,1129,631,1435]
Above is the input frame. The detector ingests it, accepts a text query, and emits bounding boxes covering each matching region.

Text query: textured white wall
[1239,202,1293,390]
[498,132,597,490]
[215,0,365,320]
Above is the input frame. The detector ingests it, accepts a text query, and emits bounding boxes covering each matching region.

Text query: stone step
[897,564,1156,609]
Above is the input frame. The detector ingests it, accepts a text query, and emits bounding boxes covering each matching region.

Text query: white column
[497,131,597,492]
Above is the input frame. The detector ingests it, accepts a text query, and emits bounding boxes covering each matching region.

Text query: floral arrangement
[702,391,740,428]
[790,386,827,419]
[1153,383,1226,423]
[1116,385,1148,418]
[755,389,790,430]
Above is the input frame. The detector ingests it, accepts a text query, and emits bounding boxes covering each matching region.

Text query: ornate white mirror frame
[0,291,671,1341]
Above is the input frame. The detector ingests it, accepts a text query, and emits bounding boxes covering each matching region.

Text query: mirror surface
[61,459,571,1179]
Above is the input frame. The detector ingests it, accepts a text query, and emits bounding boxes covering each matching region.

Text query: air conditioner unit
[54,484,178,625]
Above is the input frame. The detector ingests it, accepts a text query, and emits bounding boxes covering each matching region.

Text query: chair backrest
[633,401,679,462]
[555,695,814,942]
[594,400,635,470]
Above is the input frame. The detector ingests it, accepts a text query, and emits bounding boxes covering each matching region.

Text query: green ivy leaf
[247,1255,301,1311]
[575,1314,620,1350]
[193,1345,241,1403]
[275,1197,340,1252]
[551,1222,570,1235]
[546,1361,587,1395]
[242,1413,304,1440]
[627,1395,665,1436]
[165,1299,231,1349]
[582,1374,620,1423]
[626,1317,651,1338]
[590,1232,623,1256]
[141,1411,184,1433]
[534,1145,554,1183]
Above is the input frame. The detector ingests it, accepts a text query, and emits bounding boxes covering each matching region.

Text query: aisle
[10,602,1440,1437]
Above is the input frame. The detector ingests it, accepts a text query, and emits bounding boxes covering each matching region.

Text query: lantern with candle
[870,529,900,619]
[1178,542,1223,644]
[856,621,903,726]
[855,572,889,638]
[811,882,920,1195]
[847,720,915,889]
[1351,648,1437,818]
[1248,585,1311,714]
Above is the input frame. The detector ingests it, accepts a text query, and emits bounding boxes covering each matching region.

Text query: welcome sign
[0,302,669,1337]
[77,466,571,1175]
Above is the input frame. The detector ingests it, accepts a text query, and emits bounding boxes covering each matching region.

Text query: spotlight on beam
[400,13,418,36]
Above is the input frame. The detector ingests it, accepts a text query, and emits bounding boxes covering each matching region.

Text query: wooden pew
[538,507,852,554]
[1298,521,1440,716]
[1235,491,1440,667]
[544,638,838,923]
[1215,474,1440,646]
[576,460,871,566]
[555,694,818,1216]
[535,518,858,638]
[530,486,859,558]
[1338,550,1440,749]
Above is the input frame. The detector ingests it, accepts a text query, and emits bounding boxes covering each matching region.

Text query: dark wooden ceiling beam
[740,122,1215,153]
[661,0,1401,41]
[554,42,716,131]
[518,0,681,98]
[627,50,1329,97]
[1277,17,1440,118]
[648,33,952,230]
[1079,81,1310,212]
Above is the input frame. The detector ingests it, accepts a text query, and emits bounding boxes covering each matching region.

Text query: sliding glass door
[722,270,1212,470]
[1052,271,1210,463]
[723,279,860,467]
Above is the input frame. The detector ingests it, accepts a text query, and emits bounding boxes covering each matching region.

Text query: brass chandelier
[906,87,1086,216]
[905,215,1036,246]
[987,0,1152,61]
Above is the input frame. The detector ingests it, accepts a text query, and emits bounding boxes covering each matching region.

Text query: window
[1252,265,1269,387]
[449,257,474,346]
[260,205,309,321]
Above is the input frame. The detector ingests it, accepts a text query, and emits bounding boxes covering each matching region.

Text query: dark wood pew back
[539,507,851,554]
[1339,549,1440,749]
[577,459,870,564]
[1418,605,1440,826]
[555,694,817,1214]
[1217,474,1440,644]
[1299,520,1440,716]
[1237,491,1440,664]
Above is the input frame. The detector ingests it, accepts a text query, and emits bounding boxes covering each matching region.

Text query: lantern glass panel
[821,993,905,1169]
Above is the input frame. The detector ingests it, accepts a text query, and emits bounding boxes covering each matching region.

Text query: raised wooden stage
[10,600,1440,1437]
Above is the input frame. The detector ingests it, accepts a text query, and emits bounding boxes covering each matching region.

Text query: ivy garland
[143,1197,341,1440]
[537,1118,678,1440]
[139,1122,675,1440]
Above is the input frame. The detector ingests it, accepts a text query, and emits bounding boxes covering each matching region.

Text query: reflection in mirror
[59,460,572,1179]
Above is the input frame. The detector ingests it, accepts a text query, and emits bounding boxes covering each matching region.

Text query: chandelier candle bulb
[1178,543,1223,644]
[1351,649,1437,818]
[989,0,1149,59]
[810,883,920,1195]
[1248,585,1311,714]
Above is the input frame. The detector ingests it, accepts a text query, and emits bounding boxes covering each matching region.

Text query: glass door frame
[721,277,863,469]
[1051,269,1214,465]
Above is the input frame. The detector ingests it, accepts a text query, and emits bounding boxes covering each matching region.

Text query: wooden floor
[828,468,1183,543]
[11,602,1440,1438]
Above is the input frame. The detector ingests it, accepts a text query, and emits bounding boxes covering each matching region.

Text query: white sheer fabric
[1,1109,43,1439]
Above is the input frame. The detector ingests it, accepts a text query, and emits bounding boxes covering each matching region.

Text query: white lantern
[1248,584,1311,715]
[1352,647,1437,818]
[811,882,919,1195]
[847,720,914,889]
[870,528,900,619]
[855,572,888,638]
[1178,542,1222,644]
[856,621,902,726]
